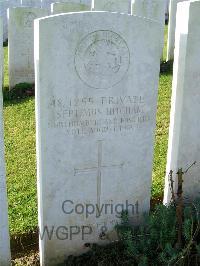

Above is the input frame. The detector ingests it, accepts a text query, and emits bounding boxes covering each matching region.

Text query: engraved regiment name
[48,96,150,136]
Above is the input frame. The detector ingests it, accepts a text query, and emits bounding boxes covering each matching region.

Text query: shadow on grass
[11,229,38,260]
[3,83,35,107]
[3,40,8,47]
[160,60,173,76]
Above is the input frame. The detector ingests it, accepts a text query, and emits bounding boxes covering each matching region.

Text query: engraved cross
[74,140,124,208]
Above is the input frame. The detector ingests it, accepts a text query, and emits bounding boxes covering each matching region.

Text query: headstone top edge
[8,7,46,11]
[131,14,164,25]
[35,10,161,25]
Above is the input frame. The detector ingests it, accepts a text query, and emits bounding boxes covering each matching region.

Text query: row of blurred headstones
[6,0,169,90]
[0,0,96,42]
[0,0,170,43]
[0,0,53,41]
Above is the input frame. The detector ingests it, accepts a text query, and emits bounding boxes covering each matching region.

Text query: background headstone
[164,1,200,204]
[64,0,92,5]
[131,0,166,24]
[131,0,166,58]
[51,2,91,14]
[21,0,42,8]
[0,0,9,42]
[8,0,22,9]
[2,0,22,42]
[8,7,48,89]
[41,0,54,9]
[0,17,11,266]
[42,0,92,11]
[93,0,131,13]
[166,0,189,61]
[35,11,161,265]
[6,0,22,41]
[9,0,22,7]
[165,0,169,22]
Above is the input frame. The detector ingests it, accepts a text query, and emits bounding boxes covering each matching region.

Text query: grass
[3,26,172,236]
[3,46,37,234]
[152,25,172,198]
[4,98,37,235]
[152,72,172,198]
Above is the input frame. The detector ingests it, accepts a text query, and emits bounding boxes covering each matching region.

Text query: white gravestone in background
[41,0,54,10]
[0,0,9,42]
[51,2,91,14]
[165,0,169,19]
[131,0,166,58]
[8,0,22,9]
[64,0,92,5]
[3,0,22,41]
[8,7,48,89]
[9,0,22,7]
[35,11,161,265]
[21,0,42,8]
[131,0,166,24]
[164,1,200,204]
[166,0,189,61]
[0,18,11,266]
[93,0,131,13]
[42,0,92,11]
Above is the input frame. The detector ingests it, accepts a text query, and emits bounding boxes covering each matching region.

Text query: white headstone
[0,0,9,42]
[131,0,166,58]
[9,0,22,7]
[164,0,200,204]
[35,11,161,265]
[51,2,91,14]
[0,17,11,266]
[165,0,169,13]
[166,0,189,61]
[93,0,131,13]
[63,0,92,5]
[131,0,166,24]
[21,0,42,8]
[41,0,54,11]
[3,0,22,42]
[8,7,48,89]
[43,0,92,11]
[165,0,169,21]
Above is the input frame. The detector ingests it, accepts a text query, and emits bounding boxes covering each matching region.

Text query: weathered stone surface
[51,2,91,15]
[93,0,131,13]
[41,0,54,10]
[165,0,169,16]
[44,0,92,11]
[8,7,48,89]
[164,1,200,203]
[35,11,161,265]
[166,0,189,61]
[131,0,166,24]
[0,17,11,266]
[0,0,9,42]
[21,0,42,8]
[131,0,166,58]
